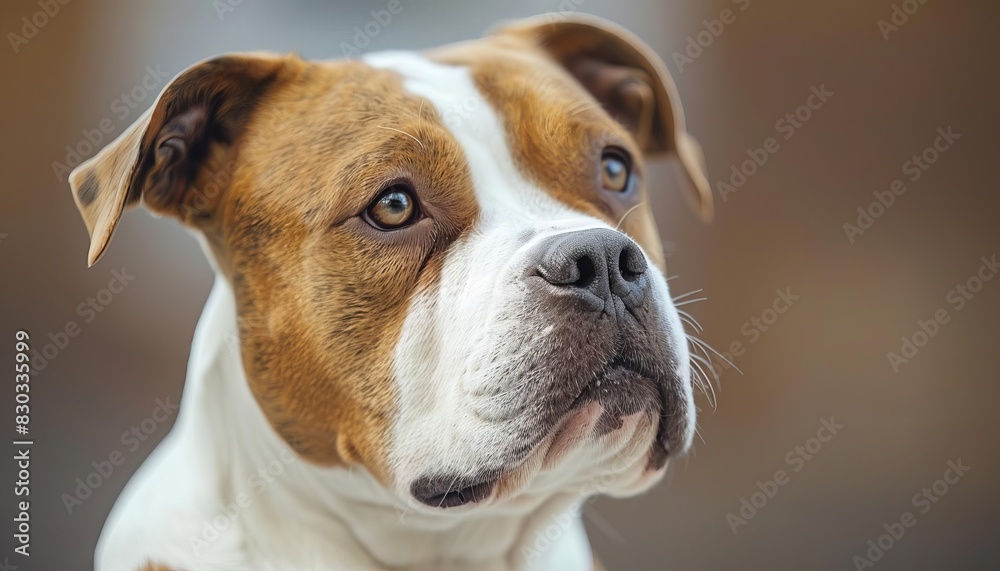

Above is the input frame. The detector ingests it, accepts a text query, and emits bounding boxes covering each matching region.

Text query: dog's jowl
[69,14,712,571]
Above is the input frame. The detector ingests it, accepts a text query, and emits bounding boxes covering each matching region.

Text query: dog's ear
[494,14,713,221]
[68,53,299,266]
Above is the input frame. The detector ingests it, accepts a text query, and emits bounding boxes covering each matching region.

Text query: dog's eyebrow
[376,125,424,149]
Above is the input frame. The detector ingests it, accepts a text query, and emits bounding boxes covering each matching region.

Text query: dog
[68,13,712,571]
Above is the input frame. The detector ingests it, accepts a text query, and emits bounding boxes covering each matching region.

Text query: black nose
[533,228,650,312]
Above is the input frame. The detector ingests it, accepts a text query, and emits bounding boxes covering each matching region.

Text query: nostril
[573,255,597,289]
[533,230,647,302]
[618,246,647,282]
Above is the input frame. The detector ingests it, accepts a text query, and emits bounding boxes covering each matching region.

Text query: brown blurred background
[2,0,998,569]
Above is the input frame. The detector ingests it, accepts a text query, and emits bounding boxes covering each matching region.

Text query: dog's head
[70,14,712,512]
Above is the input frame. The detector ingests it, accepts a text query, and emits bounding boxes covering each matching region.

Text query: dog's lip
[408,406,601,510]
[410,472,500,509]
[568,358,660,411]
[563,358,681,456]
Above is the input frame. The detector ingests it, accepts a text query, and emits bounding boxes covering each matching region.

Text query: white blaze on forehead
[364,50,590,228]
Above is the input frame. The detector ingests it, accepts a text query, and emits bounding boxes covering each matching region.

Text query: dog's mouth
[410,472,500,509]
[568,359,675,464]
[568,357,662,417]
[409,358,682,510]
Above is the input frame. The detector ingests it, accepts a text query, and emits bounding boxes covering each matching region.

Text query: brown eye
[365,185,418,230]
[601,150,631,192]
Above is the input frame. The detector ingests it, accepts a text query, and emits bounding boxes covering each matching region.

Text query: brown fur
[69,55,478,480]
[216,61,479,475]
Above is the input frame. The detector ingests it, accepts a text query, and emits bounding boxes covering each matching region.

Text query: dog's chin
[406,417,668,513]
[407,362,680,512]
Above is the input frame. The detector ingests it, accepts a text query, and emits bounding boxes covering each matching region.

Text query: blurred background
[2,0,998,569]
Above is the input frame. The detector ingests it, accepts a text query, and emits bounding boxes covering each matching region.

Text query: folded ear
[68,52,299,266]
[494,14,713,221]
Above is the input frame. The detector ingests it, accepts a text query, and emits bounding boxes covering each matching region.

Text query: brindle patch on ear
[76,171,99,207]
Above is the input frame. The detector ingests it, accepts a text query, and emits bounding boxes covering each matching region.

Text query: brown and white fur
[69,14,713,571]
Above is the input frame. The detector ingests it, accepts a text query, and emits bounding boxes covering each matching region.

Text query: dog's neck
[137,275,593,570]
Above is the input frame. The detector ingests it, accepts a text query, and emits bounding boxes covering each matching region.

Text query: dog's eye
[601,149,631,192]
[365,184,418,230]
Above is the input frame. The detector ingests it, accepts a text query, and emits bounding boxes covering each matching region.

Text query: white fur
[97,277,595,570]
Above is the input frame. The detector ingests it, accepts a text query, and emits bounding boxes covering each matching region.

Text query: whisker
[690,353,721,388]
[686,352,707,389]
[677,309,704,332]
[689,335,742,375]
[437,473,461,509]
[672,288,704,302]
[674,297,707,307]
[377,125,424,149]
[615,201,646,231]
[692,357,717,389]
[686,334,712,362]
[685,350,711,393]
[694,424,707,445]
[688,356,717,410]
[679,316,703,334]
[693,369,712,404]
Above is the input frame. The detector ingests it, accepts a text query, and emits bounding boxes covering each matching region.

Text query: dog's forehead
[362,44,638,226]
[231,45,640,235]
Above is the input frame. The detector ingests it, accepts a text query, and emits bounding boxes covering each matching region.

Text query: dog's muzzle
[411,228,691,508]
[528,228,688,450]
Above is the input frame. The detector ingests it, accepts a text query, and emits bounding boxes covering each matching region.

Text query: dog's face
[70,15,712,512]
